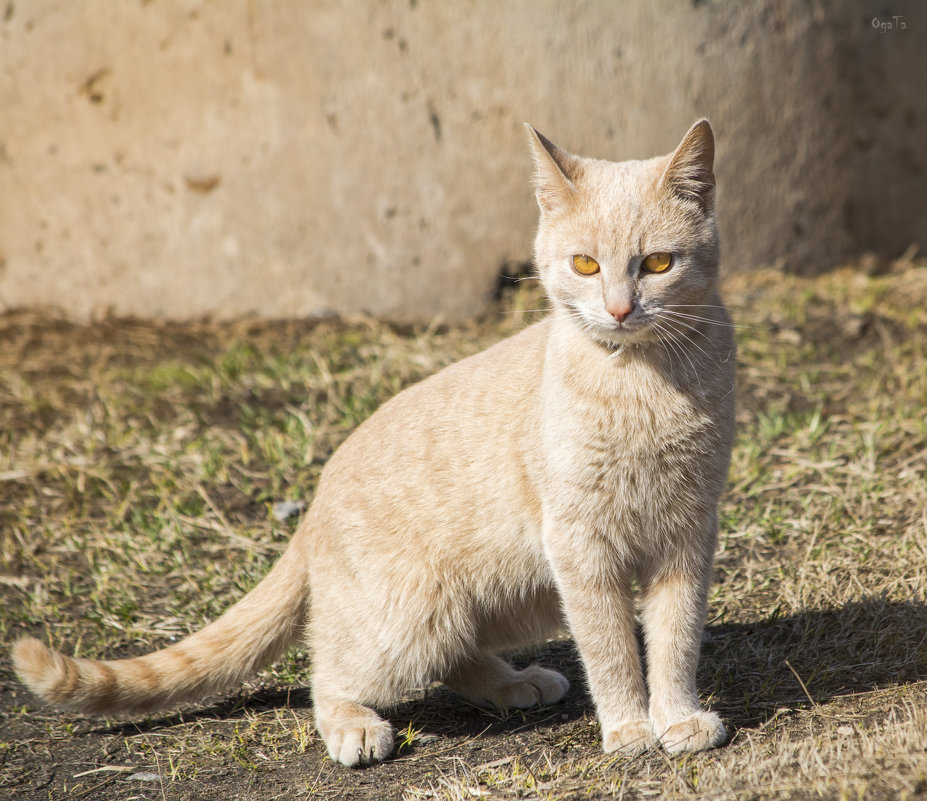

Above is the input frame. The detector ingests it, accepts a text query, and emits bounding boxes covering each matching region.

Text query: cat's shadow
[96,597,927,747]
[95,643,587,743]
[700,596,927,729]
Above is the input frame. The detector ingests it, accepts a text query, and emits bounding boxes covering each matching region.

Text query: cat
[13,119,736,767]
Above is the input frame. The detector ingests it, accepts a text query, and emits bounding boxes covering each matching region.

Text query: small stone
[839,315,866,339]
[836,725,854,736]
[126,771,161,782]
[273,500,306,523]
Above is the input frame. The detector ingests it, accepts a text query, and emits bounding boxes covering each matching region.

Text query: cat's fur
[13,120,736,766]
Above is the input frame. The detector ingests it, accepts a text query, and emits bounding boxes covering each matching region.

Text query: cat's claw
[603,719,657,755]
[315,701,395,766]
[499,665,569,708]
[323,720,395,766]
[658,710,727,754]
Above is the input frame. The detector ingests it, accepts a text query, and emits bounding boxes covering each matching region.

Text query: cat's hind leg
[309,644,396,766]
[313,696,395,767]
[443,651,569,709]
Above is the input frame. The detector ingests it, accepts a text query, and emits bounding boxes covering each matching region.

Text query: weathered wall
[1,0,924,321]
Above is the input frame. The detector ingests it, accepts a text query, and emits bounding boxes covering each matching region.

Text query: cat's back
[310,318,552,525]
[349,317,550,450]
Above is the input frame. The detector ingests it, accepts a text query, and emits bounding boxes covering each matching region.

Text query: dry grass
[1,254,927,800]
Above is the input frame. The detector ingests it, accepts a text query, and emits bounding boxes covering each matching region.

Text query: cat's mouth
[559,301,672,355]
[573,309,657,351]
[599,322,653,349]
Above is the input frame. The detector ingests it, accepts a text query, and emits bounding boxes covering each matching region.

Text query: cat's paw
[657,710,727,754]
[498,665,570,708]
[315,701,395,766]
[603,719,657,755]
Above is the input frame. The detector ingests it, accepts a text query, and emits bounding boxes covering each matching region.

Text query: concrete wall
[1,0,925,322]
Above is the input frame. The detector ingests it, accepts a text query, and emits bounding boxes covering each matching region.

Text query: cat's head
[526,120,720,351]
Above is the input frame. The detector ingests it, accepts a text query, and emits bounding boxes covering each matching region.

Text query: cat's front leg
[543,521,656,755]
[640,551,727,754]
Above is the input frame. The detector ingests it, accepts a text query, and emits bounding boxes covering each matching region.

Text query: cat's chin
[560,306,654,352]
[587,322,658,354]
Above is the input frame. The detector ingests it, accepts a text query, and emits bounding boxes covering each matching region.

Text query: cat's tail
[12,540,309,716]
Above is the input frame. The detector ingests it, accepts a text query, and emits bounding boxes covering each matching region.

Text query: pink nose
[607,300,634,323]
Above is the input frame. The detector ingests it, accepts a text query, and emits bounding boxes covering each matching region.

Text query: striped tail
[12,541,308,716]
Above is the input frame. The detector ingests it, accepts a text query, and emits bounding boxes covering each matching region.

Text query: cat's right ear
[660,119,716,213]
[524,124,580,213]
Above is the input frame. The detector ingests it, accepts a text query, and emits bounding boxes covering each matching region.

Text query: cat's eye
[571,254,600,276]
[641,252,673,274]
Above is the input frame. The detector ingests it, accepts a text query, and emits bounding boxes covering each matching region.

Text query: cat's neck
[545,304,724,402]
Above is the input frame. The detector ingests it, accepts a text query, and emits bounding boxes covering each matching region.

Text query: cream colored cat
[13,120,736,767]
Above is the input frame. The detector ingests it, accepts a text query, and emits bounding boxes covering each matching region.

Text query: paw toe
[603,719,657,755]
[316,702,395,766]
[659,710,727,754]
[501,665,569,708]
[329,721,394,766]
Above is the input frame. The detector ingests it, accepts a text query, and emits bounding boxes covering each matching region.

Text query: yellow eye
[641,252,673,274]
[571,254,600,276]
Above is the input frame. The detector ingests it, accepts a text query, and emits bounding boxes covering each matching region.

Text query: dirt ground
[2,257,927,799]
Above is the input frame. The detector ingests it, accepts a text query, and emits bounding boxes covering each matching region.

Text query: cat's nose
[607,300,634,323]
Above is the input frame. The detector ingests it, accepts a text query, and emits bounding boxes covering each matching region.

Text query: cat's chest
[550,352,709,440]
[540,360,727,516]
[555,383,710,473]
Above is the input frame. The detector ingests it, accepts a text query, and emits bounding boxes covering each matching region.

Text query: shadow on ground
[71,596,927,749]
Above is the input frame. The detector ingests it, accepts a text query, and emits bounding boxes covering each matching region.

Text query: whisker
[560,308,630,356]
[651,319,704,392]
[658,310,738,328]
[659,309,754,330]
[662,304,728,310]
[650,319,678,372]
[655,311,712,341]
[651,318,683,359]
[662,320,714,362]
[671,339,703,393]
[660,312,754,333]
[656,316,716,360]
[560,309,602,340]
[655,328,676,373]
[654,323,702,391]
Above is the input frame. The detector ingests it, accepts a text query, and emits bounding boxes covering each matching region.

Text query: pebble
[126,771,161,782]
[273,500,307,523]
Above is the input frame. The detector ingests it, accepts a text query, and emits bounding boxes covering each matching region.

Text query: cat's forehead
[578,155,665,212]
[564,155,670,241]
[547,153,703,258]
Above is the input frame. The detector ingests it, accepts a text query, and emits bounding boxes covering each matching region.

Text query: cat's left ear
[660,119,715,213]
[524,123,582,213]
